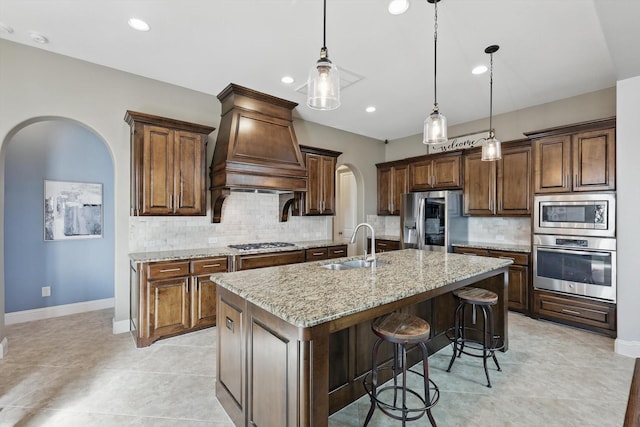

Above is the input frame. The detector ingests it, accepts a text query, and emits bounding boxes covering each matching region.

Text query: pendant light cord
[323,0,327,49]
[489,51,494,134]
[433,0,438,107]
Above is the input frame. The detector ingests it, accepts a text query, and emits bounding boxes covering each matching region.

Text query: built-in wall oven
[533,234,616,302]
[533,192,616,302]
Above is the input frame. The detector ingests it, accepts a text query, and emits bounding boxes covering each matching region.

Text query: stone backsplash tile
[129,192,331,252]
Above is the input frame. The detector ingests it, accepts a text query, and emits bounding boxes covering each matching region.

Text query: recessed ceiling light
[472,65,488,75]
[281,76,295,84]
[388,0,410,15]
[366,106,376,113]
[0,22,14,34]
[29,32,48,44]
[128,18,150,32]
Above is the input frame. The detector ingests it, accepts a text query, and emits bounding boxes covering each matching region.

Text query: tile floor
[0,309,635,426]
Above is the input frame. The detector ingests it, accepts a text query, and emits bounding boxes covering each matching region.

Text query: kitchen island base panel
[216,268,508,427]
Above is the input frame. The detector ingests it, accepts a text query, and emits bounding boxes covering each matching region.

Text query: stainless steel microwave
[534,193,615,237]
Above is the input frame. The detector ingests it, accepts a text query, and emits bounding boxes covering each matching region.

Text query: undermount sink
[320,259,386,270]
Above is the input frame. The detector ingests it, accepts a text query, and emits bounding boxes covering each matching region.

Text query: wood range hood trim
[210,83,308,223]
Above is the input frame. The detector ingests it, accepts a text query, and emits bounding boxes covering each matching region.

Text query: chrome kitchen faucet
[350,223,376,264]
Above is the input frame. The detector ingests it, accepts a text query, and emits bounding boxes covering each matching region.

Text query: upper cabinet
[376,161,409,216]
[125,111,215,216]
[526,118,616,194]
[298,145,342,216]
[463,140,532,216]
[409,152,462,191]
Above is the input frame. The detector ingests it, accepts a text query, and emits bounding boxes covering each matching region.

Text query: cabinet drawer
[306,248,328,261]
[534,291,616,333]
[375,240,400,252]
[328,245,348,259]
[236,250,306,271]
[192,257,228,274]
[453,247,489,257]
[487,250,529,266]
[147,261,190,279]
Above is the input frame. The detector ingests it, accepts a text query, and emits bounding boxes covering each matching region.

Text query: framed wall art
[44,180,103,241]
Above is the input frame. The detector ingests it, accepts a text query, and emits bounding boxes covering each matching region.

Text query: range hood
[209,83,307,223]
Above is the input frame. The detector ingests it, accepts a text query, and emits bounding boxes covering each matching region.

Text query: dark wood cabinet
[305,245,348,261]
[527,118,616,194]
[236,250,306,271]
[533,289,616,337]
[125,111,215,216]
[130,256,228,347]
[453,247,530,312]
[367,238,400,253]
[376,162,409,216]
[463,140,531,216]
[409,152,462,191]
[299,146,342,216]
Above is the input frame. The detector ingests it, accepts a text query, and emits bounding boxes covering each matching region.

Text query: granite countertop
[452,242,531,253]
[211,249,512,328]
[128,239,348,263]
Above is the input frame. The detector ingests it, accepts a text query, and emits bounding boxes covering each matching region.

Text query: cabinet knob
[225,316,234,332]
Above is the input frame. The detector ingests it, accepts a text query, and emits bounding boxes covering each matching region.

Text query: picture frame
[44,180,103,241]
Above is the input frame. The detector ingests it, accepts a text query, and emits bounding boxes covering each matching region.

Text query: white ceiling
[1,0,639,141]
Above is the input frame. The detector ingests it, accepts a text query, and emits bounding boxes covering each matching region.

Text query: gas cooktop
[228,242,295,251]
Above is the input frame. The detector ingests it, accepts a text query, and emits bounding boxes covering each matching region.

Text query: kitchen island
[211,249,512,427]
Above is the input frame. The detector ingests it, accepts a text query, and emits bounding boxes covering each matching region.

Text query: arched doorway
[3,118,115,323]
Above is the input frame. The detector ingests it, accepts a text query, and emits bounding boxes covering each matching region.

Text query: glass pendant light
[307,0,340,110]
[423,0,447,144]
[482,45,502,161]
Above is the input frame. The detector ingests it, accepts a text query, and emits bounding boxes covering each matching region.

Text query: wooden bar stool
[446,287,502,387]
[363,311,439,426]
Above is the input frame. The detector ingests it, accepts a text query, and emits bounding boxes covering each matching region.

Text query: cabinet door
[305,153,323,215]
[497,145,531,215]
[142,125,174,214]
[192,275,217,328]
[321,155,336,214]
[507,265,528,311]
[174,130,206,215]
[534,135,571,193]
[572,128,615,192]
[377,167,392,215]
[148,277,190,340]
[432,155,461,189]
[409,159,433,191]
[463,152,495,215]
[391,165,409,215]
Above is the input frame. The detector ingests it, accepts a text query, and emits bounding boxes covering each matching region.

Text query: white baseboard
[0,337,7,359]
[4,298,115,325]
[615,338,640,358]
[112,318,130,335]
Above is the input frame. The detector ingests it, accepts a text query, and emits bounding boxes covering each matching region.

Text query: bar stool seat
[364,312,439,426]
[447,286,502,388]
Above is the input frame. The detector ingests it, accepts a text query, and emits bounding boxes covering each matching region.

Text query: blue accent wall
[4,120,114,312]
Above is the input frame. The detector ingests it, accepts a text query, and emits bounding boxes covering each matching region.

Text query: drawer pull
[159,268,182,273]
[312,252,324,256]
[333,250,345,254]
[202,263,221,268]
[498,256,515,261]
[226,316,234,332]
[561,308,581,316]
[378,243,387,247]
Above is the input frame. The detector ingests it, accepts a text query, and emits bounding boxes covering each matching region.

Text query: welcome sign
[427,130,489,154]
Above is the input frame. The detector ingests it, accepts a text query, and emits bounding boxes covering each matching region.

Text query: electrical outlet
[42,286,51,297]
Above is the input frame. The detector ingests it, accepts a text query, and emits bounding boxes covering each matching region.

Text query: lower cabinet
[453,246,529,312]
[130,256,228,347]
[305,244,348,261]
[533,290,616,337]
[367,238,400,253]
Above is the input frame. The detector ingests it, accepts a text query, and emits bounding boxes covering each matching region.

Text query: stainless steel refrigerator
[400,190,468,252]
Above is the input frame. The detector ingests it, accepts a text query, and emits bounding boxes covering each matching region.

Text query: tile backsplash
[367,215,530,246]
[129,192,332,252]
